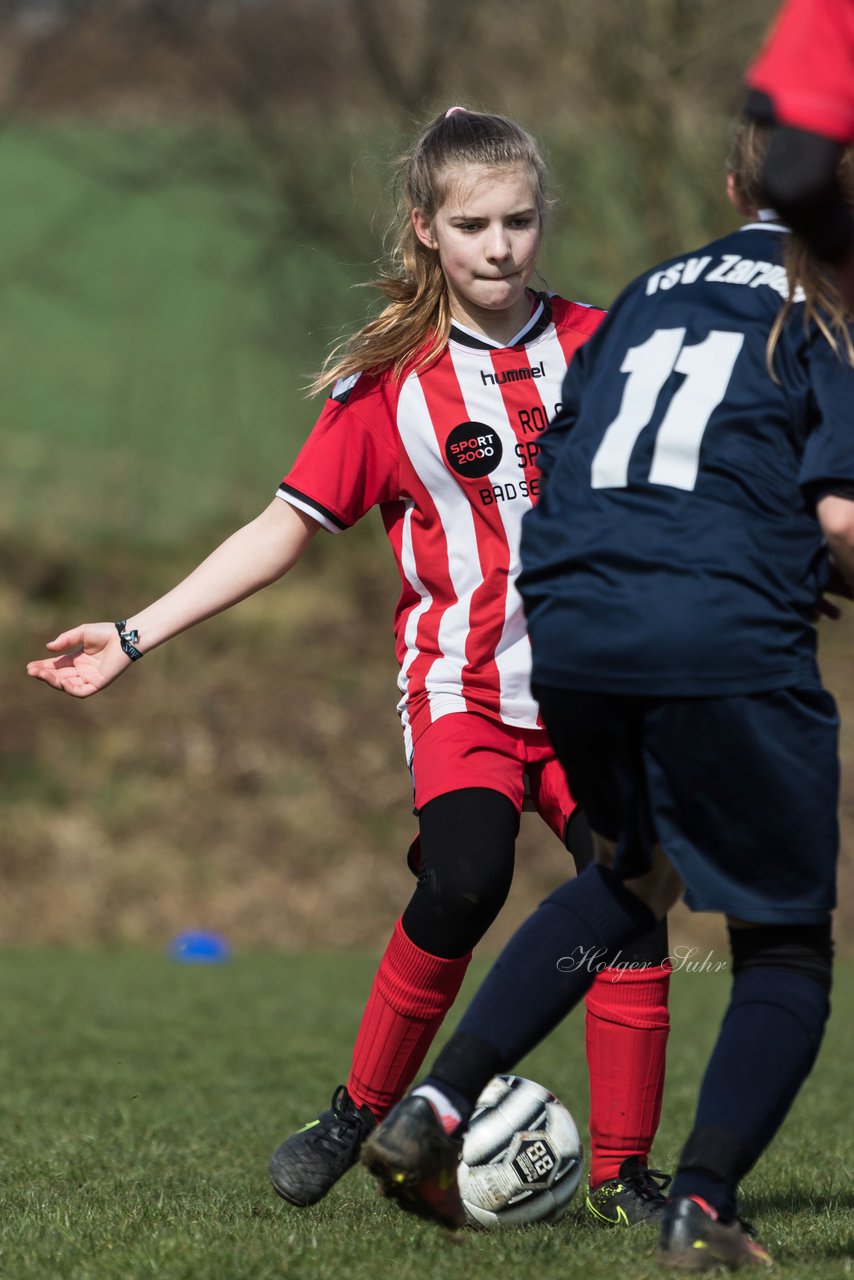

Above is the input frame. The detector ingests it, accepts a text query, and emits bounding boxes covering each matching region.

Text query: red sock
[347,918,471,1119]
[584,962,671,1187]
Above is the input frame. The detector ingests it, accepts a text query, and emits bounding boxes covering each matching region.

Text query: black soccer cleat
[360,1094,466,1229]
[586,1155,672,1226]
[268,1084,377,1207]
[655,1195,773,1270]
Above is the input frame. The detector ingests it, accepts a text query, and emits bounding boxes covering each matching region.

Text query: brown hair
[309,109,551,395]
[727,116,854,372]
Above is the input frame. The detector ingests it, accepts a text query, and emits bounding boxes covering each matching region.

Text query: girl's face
[412,163,542,342]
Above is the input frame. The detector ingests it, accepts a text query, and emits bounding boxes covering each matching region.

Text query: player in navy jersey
[361,116,854,1268]
[27,109,672,1225]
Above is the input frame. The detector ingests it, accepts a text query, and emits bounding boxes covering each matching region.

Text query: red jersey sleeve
[277,374,401,532]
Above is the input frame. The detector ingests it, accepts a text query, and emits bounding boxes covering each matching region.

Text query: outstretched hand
[26,623,132,697]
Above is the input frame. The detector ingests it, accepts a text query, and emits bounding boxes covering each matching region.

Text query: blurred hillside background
[2,0,852,951]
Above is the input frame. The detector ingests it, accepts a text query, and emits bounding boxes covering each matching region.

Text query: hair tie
[445,106,466,118]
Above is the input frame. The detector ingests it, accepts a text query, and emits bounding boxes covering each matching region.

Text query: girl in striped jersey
[27,108,671,1222]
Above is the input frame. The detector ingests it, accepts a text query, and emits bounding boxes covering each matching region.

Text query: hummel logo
[481,360,545,386]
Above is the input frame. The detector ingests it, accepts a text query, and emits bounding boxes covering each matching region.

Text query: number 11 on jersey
[591,328,745,492]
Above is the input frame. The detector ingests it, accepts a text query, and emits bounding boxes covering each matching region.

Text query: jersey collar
[448,292,553,351]
[739,209,789,234]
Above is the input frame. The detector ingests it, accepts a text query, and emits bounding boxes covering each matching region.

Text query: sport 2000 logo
[445,421,503,479]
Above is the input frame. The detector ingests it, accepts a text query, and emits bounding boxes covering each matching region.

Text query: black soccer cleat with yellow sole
[268,1084,376,1207]
[586,1155,672,1226]
[655,1195,773,1270]
[361,1094,466,1229]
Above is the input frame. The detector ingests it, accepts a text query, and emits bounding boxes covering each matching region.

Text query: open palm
[27,623,131,698]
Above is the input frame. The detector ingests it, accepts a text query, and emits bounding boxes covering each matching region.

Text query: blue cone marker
[169,931,231,963]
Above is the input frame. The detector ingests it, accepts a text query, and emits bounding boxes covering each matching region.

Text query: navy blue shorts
[534,684,839,924]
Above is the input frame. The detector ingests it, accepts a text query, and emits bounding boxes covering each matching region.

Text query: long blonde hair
[727,116,854,371]
[309,109,551,395]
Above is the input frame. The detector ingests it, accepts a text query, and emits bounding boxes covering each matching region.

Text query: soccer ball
[458,1074,583,1228]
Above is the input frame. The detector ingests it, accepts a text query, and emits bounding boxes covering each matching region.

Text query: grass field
[0,950,851,1279]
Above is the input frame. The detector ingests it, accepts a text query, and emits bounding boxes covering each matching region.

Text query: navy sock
[425,865,657,1107]
[672,966,830,1221]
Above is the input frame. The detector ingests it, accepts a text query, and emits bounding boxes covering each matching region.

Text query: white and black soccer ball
[458,1074,583,1228]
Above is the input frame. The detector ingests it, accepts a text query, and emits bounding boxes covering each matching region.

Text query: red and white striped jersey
[278,293,604,757]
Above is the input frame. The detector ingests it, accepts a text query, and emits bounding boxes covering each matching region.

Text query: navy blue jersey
[519,222,854,695]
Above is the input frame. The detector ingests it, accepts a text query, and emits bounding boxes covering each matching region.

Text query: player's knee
[425,862,512,927]
[403,859,514,955]
[727,920,833,994]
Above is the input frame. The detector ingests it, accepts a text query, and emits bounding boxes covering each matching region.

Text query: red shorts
[409,712,578,841]
[746,0,854,142]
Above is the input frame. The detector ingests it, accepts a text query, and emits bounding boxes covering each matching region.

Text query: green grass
[0,950,850,1279]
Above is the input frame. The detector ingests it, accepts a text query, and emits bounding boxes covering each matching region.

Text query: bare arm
[27,498,319,697]
[818,493,854,592]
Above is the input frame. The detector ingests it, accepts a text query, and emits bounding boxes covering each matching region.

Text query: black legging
[400,786,666,962]
[401,788,519,958]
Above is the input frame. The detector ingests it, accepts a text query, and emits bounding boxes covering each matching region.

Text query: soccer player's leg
[533,695,674,1225]
[362,853,680,1227]
[351,784,522,1225]
[363,693,684,1227]
[657,921,829,1271]
[270,718,524,1206]
[269,789,516,1206]
[646,688,839,1268]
